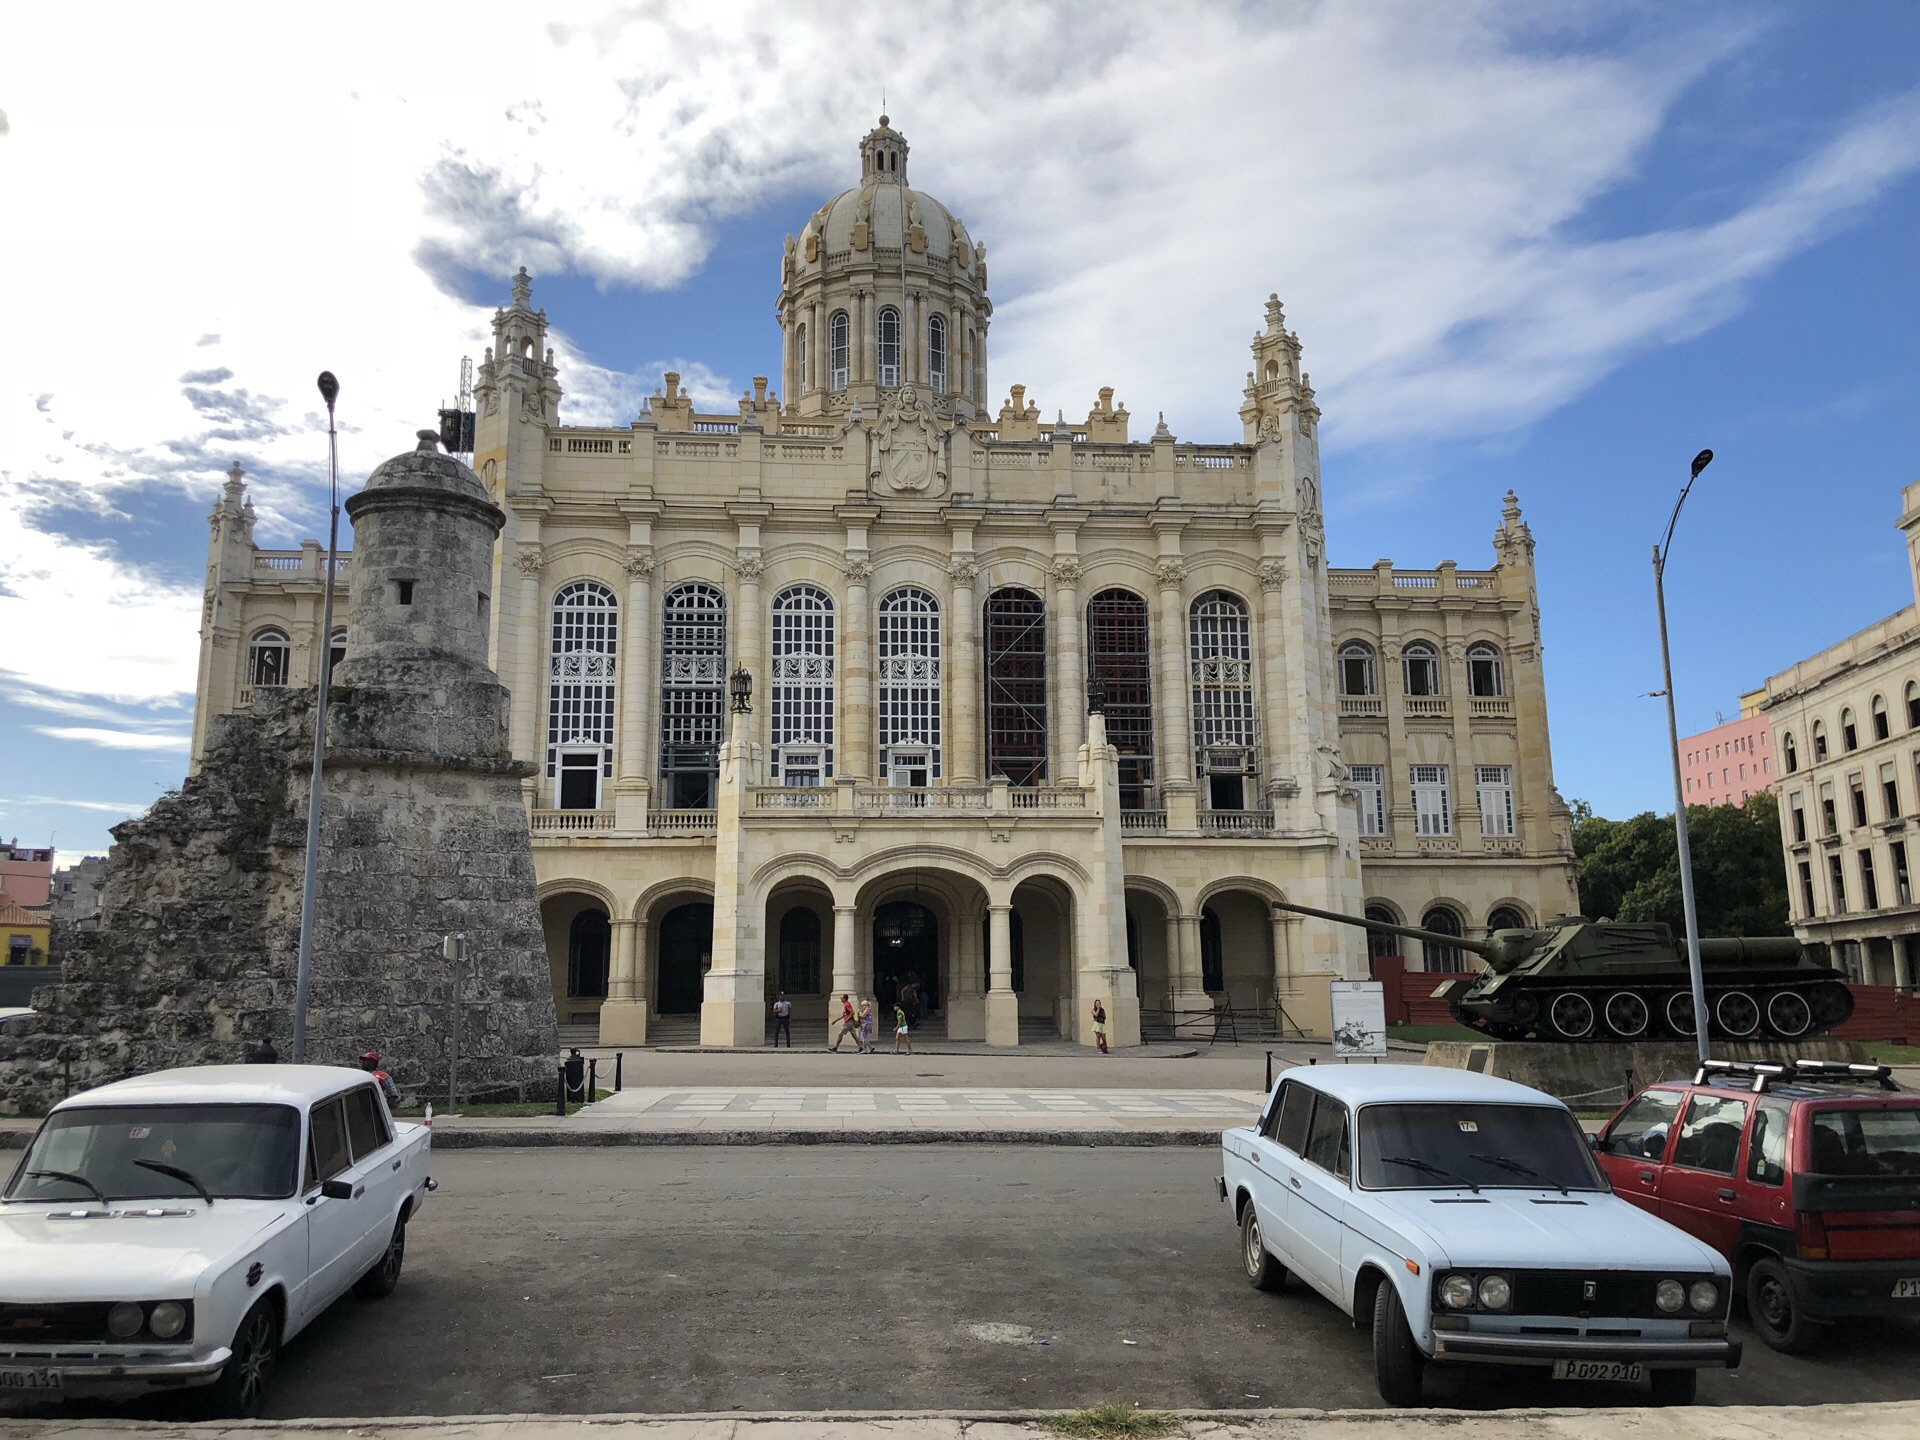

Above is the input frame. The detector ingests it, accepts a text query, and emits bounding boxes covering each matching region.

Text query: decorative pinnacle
[416,429,442,452]
[511,266,532,307]
[225,461,246,491]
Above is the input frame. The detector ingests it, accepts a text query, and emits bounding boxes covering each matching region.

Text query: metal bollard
[587,1057,598,1104]
[614,1052,623,1092]
[554,1064,567,1117]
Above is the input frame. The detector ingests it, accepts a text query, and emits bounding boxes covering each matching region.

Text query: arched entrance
[568,910,611,998]
[657,902,712,1015]
[540,890,613,1027]
[873,900,940,1021]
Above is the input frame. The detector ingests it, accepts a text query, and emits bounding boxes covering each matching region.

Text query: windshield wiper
[1469,1151,1569,1195]
[133,1159,213,1207]
[26,1169,109,1207]
[1379,1155,1479,1192]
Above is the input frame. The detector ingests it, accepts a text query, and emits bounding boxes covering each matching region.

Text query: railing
[780,422,834,437]
[254,554,303,571]
[1201,810,1274,835]
[754,787,833,809]
[1121,809,1168,834]
[1327,572,1376,592]
[1404,697,1450,718]
[1177,447,1249,469]
[1339,696,1384,718]
[1479,837,1524,856]
[251,553,351,575]
[1392,573,1439,589]
[1417,835,1460,854]
[235,687,256,709]
[855,786,989,811]
[1469,697,1512,718]
[652,809,718,832]
[1359,836,1395,856]
[530,809,615,834]
[1010,787,1088,810]
[547,434,631,455]
[691,420,739,434]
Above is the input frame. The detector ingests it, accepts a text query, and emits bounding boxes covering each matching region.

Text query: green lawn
[1861,1041,1920,1066]
[1387,1023,1485,1045]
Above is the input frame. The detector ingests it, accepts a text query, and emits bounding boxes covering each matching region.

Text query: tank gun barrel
[1273,900,1496,958]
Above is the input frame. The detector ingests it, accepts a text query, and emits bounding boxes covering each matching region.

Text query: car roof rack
[1693,1058,1897,1094]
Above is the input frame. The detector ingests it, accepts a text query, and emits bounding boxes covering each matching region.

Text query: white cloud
[18,796,152,816]
[33,728,192,753]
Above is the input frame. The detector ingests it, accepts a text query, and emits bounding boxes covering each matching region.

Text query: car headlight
[1688,1280,1719,1315]
[107,1302,144,1338]
[1477,1274,1512,1311]
[1655,1279,1686,1313]
[1440,1274,1476,1309]
[148,1301,187,1339]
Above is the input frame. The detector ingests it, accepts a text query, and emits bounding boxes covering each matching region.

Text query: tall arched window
[1784,732,1798,773]
[1812,720,1829,762]
[829,311,850,390]
[1466,642,1504,697]
[567,908,611,998]
[1842,708,1859,752]
[985,587,1047,786]
[660,582,726,809]
[879,586,942,783]
[1908,682,1920,729]
[770,585,834,785]
[778,907,822,993]
[876,306,902,387]
[927,313,948,394]
[795,322,809,394]
[1487,905,1527,932]
[547,581,618,807]
[327,628,347,672]
[1087,589,1153,809]
[246,628,290,688]
[1338,640,1376,696]
[1402,640,1441,696]
[1364,904,1401,976]
[1420,906,1465,973]
[1872,694,1890,742]
[1190,591,1255,810]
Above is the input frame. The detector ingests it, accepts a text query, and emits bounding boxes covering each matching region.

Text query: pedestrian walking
[1091,999,1109,1054]
[772,992,793,1048]
[893,1002,912,1054]
[831,993,861,1052]
[859,998,877,1053]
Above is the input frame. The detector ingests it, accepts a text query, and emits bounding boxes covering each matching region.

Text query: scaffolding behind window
[1466,642,1503,697]
[1402,640,1441,696]
[985,587,1047,786]
[1189,590,1256,779]
[660,582,726,808]
[770,585,834,783]
[547,581,618,783]
[1087,588,1153,808]
[879,587,942,779]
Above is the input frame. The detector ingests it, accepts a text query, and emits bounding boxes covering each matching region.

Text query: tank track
[1452,971,1855,1043]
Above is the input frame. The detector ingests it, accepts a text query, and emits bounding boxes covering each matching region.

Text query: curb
[426,1126,1222,1148]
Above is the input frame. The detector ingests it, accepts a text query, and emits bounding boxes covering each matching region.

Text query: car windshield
[1808,1106,1920,1177]
[2,1103,302,1202]
[1358,1102,1606,1192]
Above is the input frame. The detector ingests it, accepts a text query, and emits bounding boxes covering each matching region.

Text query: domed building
[189,118,1580,1050]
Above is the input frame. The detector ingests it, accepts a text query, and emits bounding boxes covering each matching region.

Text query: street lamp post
[1653,448,1715,1067]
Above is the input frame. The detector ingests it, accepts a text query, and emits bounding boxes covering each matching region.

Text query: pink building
[0,839,55,909]
[1680,711,1776,808]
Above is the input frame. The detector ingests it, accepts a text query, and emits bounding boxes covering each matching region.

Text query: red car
[1594,1059,1920,1352]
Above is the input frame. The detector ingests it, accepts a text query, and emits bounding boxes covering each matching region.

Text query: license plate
[1894,1278,1920,1299]
[0,1367,63,1393]
[1552,1359,1643,1383]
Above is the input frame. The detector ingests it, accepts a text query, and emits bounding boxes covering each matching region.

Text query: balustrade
[531,809,616,834]
[1469,697,1513,718]
[1120,809,1168,834]
[754,787,833,809]
[1200,810,1275,834]
[1339,696,1384,718]
[1009,787,1088,810]
[1404,696,1450,718]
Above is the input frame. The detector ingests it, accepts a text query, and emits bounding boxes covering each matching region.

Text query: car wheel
[1371,1279,1426,1407]
[354,1212,408,1299]
[1239,1201,1287,1291]
[201,1296,279,1418]
[1648,1368,1697,1406]
[1747,1256,1821,1354]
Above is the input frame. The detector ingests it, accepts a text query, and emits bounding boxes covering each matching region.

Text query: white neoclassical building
[189,117,1579,1048]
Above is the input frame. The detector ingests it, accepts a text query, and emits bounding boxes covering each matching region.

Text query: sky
[2,1,1917,861]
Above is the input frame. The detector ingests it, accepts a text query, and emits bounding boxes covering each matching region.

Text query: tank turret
[1276,901,1852,1043]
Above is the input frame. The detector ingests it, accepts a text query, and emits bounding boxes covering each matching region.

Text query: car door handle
[353,1184,365,1199]
[1290,1176,1301,1189]
[1716,1188,1735,1201]
[391,1159,402,1171]
[1638,1171,1656,1182]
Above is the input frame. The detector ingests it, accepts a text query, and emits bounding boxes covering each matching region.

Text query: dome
[357,429,491,507]
[797,116,976,276]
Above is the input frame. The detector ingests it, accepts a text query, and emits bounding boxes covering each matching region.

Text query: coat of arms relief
[871,384,948,497]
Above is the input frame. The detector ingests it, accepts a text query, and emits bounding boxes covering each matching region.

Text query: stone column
[1155,559,1197,828]
[1173,911,1209,1038]
[843,556,872,779]
[855,291,871,386]
[947,556,980,783]
[810,301,824,400]
[947,909,986,1040]
[827,903,858,1045]
[735,551,764,748]
[986,902,1019,1046]
[514,543,545,806]
[1051,560,1084,782]
[1256,561,1290,810]
[1894,934,1914,990]
[1381,627,1414,847]
[598,916,648,1045]
[614,549,654,830]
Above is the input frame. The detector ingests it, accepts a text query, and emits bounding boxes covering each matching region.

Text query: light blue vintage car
[1218,1065,1738,1406]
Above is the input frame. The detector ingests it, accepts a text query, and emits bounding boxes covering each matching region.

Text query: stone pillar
[986,902,1019,1046]
[810,301,824,400]
[614,550,654,830]
[1894,934,1914,991]
[855,291,871,386]
[514,543,545,805]
[1173,911,1210,1038]
[1256,563,1290,810]
[599,916,649,1045]
[1269,908,1298,1037]
[843,556,872,779]
[700,726,764,1048]
[948,556,980,783]
[1051,560,1084,782]
[1155,559,1197,828]
[947,909,986,1040]
[736,551,763,746]
[827,903,858,1045]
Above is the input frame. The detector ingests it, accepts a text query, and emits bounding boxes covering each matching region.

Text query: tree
[1574,792,1790,937]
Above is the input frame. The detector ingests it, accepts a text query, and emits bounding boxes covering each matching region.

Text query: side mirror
[320,1179,355,1201]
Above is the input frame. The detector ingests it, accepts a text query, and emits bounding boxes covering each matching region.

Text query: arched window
[985,587,1047,786]
[1813,720,1829,763]
[1466,642,1504,697]
[879,587,942,782]
[1842,708,1858,752]
[1872,695,1890,742]
[795,322,809,394]
[1190,591,1255,810]
[1420,906,1465,973]
[1087,589,1153,808]
[1783,732,1797,773]
[660,583,726,809]
[1402,640,1441,697]
[567,909,611,998]
[877,305,902,387]
[829,311,850,390]
[1487,906,1527,932]
[327,628,347,672]
[778,907,822,993]
[547,581,618,807]
[927,313,947,394]
[965,325,977,399]
[769,585,834,784]
[1200,906,1225,992]
[246,628,290,688]
[1908,682,1920,729]
[1364,904,1401,977]
[1338,641,1376,696]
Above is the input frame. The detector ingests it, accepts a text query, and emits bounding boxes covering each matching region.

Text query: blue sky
[1,1,1917,860]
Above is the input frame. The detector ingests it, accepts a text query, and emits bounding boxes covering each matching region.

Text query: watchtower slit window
[660,583,727,809]
[546,581,618,790]
[878,587,942,781]
[795,323,809,393]
[770,585,835,784]
[1087,589,1153,808]
[985,588,1047,786]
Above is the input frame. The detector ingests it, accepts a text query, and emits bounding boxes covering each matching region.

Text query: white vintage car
[1219,1065,1738,1406]
[0,1064,433,1416]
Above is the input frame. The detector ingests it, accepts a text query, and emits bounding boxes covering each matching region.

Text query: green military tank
[1275,901,1854,1042]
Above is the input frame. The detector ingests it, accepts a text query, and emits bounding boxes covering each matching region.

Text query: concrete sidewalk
[3,1406,1916,1440]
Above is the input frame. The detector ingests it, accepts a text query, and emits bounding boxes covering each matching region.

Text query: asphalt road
[11,1147,1920,1419]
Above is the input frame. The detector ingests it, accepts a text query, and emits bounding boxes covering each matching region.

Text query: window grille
[1411,763,1451,836]
[1421,905,1465,972]
[1189,591,1256,774]
[927,314,947,394]
[985,587,1047,785]
[1364,906,1401,970]
[659,582,726,805]
[1338,641,1376,696]
[778,907,822,993]
[878,587,942,778]
[546,581,618,779]
[1087,589,1153,808]
[1350,764,1385,835]
[877,306,901,387]
[1475,764,1514,837]
[770,585,834,783]
[795,323,809,393]
[829,311,850,390]
[1466,642,1503,697]
[1402,641,1441,697]
[247,628,290,688]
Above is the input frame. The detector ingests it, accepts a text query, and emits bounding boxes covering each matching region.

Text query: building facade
[186,118,1579,1046]
[1755,477,1920,990]
[1679,708,1777,808]
[47,855,107,934]
[0,840,54,911]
